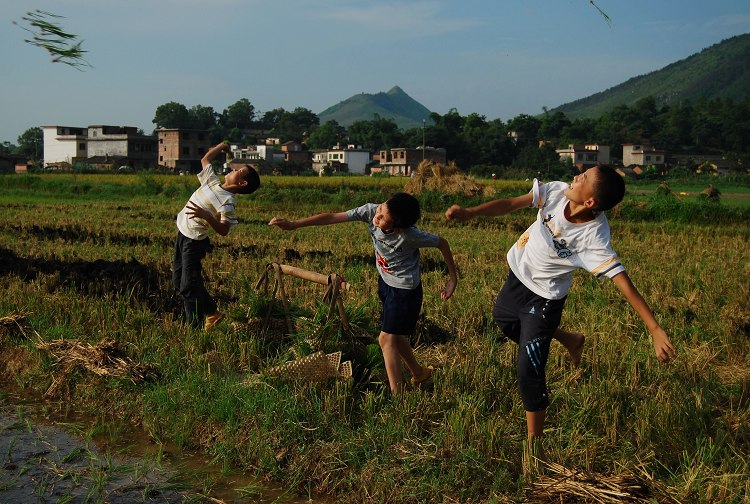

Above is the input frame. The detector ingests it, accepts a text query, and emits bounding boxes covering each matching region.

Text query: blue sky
[2,0,749,143]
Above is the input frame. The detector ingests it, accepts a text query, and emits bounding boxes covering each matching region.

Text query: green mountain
[551,33,750,118]
[318,86,432,129]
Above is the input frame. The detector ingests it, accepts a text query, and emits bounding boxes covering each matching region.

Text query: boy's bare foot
[553,328,585,367]
[411,365,433,387]
[569,333,585,367]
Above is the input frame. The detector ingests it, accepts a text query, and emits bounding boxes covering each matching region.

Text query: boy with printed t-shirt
[269,192,458,395]
[445,165,676,442]
[173,142,260,331]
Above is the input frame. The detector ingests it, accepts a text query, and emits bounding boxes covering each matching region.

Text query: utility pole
[422,119,426,162]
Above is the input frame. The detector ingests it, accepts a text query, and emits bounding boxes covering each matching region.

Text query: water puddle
[0,389,326,503]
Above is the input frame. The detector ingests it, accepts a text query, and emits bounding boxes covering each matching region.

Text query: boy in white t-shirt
[173,142,260,331]
[445,165,675,442]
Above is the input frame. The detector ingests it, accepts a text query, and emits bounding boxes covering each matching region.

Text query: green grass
[0,173,749,502]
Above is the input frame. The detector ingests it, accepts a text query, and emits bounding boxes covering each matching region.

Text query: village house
[86,125,157,170]
[374,147,446,176]
[41,125,88,167]
[622,143,666,168]
[157,129,210,173]
[556,144,610,170]
[312,145,371,175]
[280,141,311,168]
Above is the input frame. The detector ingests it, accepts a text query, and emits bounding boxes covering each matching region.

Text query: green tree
[221,98,256,130]
[152,101,191,129]
[347,115,404,150]
[189,105,218,130]
[258,108,286,130]
[275,107,320,143]
[17,127,43,160]
[307,120,346,149]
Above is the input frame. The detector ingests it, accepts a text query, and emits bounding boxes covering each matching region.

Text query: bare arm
[612,271,676,363]
[201,142,229,166]
[268,212,350,230]
[185,202,232,236]
[436,237,458,300]
[445,193,533,222]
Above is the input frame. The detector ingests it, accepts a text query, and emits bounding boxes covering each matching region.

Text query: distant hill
[318,86,432,129]
[551,33,750,118]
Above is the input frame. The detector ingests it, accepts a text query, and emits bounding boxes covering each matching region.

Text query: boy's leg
[377,277,425,395]
[378,331,430,395]
[553,328,585,367]
[176,236,214,329]
[516,297,565,439]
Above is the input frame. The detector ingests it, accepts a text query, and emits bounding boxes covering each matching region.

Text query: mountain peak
[318,87,431,129]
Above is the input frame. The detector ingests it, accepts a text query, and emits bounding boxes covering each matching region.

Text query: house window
[182,147,190,156]
[645,155,652,162]
[182,132,189,140]
[198,133,205,141]
[79,143,86,150]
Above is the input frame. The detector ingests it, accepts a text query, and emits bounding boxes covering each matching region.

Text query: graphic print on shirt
[376,251,393,274]
[542,213,572,259]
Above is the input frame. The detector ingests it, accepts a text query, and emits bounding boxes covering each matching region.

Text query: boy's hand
[652,327,676,363]
[185,201,210,221]
[440,278,457,300]
[445,205,471,222]
[268,217,296,230]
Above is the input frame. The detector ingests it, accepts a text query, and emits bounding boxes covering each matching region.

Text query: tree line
[4,94,749,176]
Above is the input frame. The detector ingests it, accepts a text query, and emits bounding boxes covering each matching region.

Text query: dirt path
[0,405,190,503]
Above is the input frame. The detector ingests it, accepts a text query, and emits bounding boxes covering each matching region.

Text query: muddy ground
[0,405,190,503]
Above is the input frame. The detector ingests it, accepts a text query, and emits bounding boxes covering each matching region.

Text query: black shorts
[492,271,566,412]
[378,276,423,335]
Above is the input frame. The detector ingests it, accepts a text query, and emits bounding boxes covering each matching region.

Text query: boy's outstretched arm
[612,272,676,363]
[202,142,229,166]
[268,212,349,231]
[436,237,458,300]
[445,193,532,222]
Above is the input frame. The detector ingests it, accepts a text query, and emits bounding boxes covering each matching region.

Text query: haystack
[529,460,680,503]
[405,160,496,197]
[35,338,158,397]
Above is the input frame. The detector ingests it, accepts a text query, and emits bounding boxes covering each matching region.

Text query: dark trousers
[172,232,216,329]
[492,271,566,412]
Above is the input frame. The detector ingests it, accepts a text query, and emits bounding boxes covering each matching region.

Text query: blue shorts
[378,276,423,335]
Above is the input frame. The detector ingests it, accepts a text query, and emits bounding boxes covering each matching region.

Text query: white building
[41,125,88,166]
[312,146,371,175]
[556,144,610,167]
[622,144,665,167]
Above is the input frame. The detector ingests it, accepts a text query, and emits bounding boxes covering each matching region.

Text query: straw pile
[266,351,352,382]
[35,338,158,397]
[405,160,496,197]
[529,460,680,503]
[0,312,31,341]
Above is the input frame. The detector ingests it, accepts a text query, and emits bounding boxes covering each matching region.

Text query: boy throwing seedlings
[269,192,458,395]
[445,166,676,445]
[173,142,260,331]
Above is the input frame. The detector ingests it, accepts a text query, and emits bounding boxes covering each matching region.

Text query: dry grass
[34,338,158,397]
[405,160,496,197]
[530,459,682,503]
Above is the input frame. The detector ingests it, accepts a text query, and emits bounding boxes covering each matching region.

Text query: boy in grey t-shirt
[269,192,458,395]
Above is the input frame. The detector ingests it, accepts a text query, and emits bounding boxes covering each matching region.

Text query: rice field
[0,172,748,503]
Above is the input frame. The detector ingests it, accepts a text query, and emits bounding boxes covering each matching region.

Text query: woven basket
[267,351,352,382]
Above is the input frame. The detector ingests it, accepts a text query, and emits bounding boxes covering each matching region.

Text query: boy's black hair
[386,192,420,228]
[590,164,625,212]
[237,165,261,195]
